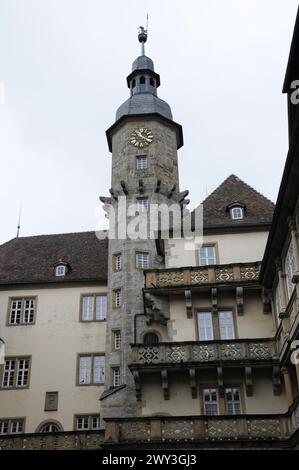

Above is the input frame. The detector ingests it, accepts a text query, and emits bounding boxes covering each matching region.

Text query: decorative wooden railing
[145,262,261,289]
[130,339,277,367]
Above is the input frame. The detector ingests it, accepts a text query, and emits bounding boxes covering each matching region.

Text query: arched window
[143,332,159,346]
[38,421,63,433]
[132,79,136,88]
[150,77,155,87]
[140,76,146,84]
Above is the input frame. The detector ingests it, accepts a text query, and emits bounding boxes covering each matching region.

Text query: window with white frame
[219,311,235,340]
[9,298,36,325]
[137,197,148,212]
[75,414,101,431]
[114,253,122,271]
[113,367,121,387]
[136,252,149,269]
[81,294,107,321]
[199,246,216,266]
[285,241,296,299]
[114,289,121,308]
[55,265,66,277]
[197,312,214,341]
[203,389,219,415]
[39,422,61,433]
[2,357,30,389]
[136,155,147,170]
[225,388,242,414]
[230,207,244,220]
[0,418,24,435]
[78,354,105,385]
[113,331,121,350]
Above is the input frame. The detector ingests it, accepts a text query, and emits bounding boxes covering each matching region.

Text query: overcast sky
[0,0,298,244]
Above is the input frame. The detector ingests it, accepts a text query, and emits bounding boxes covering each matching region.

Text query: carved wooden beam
[189,368,197,398]
[273,365,282,396]
[211,288,218,314]
[161,370,169,400]
[236,287,244,315]
[184,289,193,318]
[133,370,142,401]
[245,366,253,396]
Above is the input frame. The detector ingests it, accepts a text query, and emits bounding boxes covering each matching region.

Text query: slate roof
[0,231,108,286]
[201,174,275,230]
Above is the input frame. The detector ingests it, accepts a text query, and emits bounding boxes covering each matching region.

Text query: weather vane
[138,15,148,56]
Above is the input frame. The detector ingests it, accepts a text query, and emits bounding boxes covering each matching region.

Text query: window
[143,332,159,346]
[203,389,219,415]
[75,414,101,431]
[113,331,121,350]
[0,418,24,435]
[45,392,58,411]
[285,241,296,299]
[114,253,122,271]
[140,76,145,84]
[136,155,147,170]
[199,246,216,266]
[132,79,136,88]
[2,357,30,389]
[225,388,242,414]
[55,265,66,277]
[39,422,62,433]
[150,77,155,87]
[81,294,107,321]
[114,289,121,308]
[136,252,149,269]
[8,298,36,325]
[137,197,148,212]
[219,311,235,340]
[197,312,213,341]
[113,367,121,387]
[78,354,105,385]
[231,207,244,220]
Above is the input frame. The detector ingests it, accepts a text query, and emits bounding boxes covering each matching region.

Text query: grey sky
[0,0,298,245]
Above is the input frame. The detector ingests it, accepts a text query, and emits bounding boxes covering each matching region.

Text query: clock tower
[100,27,184,420]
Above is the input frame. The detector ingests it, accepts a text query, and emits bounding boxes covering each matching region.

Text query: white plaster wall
[0,284,107,432]
[166,231,269,268]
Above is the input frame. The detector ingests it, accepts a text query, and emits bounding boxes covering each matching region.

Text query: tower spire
[138,15,148,56]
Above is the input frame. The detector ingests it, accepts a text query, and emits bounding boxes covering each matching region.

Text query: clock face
[129,127,154,148]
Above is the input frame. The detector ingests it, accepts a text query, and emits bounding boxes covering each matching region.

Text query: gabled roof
[201,174,275,231]
[0,231,108,286]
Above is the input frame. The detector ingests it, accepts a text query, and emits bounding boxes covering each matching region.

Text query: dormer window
[140,76,145,84]
[55,265,66,277]
[231,207,244,220]
[226,203,246,220]
[54,262,69,277]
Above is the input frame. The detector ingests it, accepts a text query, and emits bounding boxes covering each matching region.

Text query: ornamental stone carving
[192,344,217,362]
[220,343,244,360]
[158,271,184,287]
[138,347,160,364]
[190,270,209,285]
[207,419,239,439]
[248,342,272,360]
[120,421,151,441]
[215,268,234,282]
[240,265,260,280]
[162,420,195,440]
[166,346,186,362]
[247,419,281,438]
